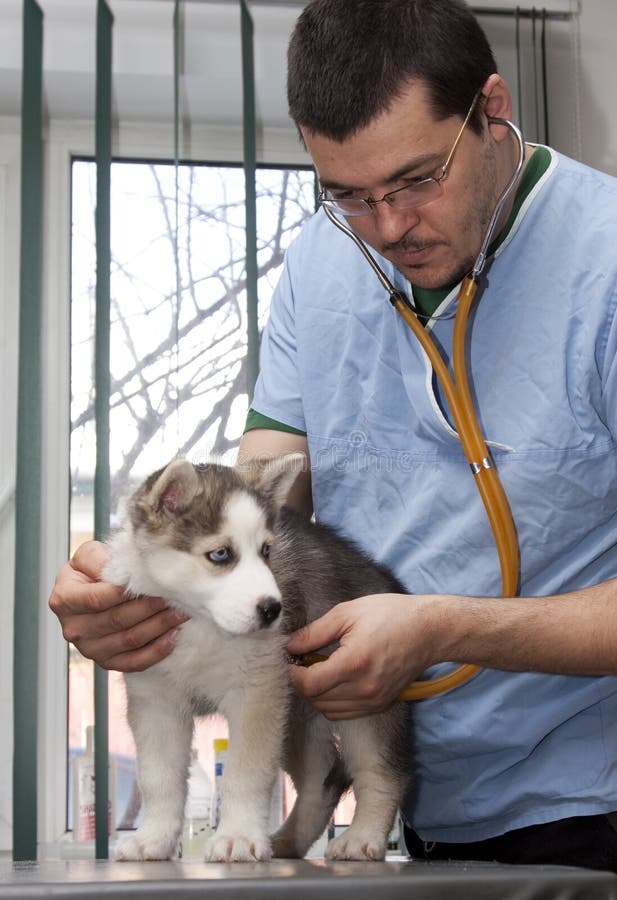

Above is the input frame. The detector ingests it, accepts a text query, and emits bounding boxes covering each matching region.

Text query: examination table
[1,858,617,899]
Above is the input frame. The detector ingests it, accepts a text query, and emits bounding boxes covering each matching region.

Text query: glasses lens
[388,179,441,210]
[320,177,443,216]
[321,198,371,217]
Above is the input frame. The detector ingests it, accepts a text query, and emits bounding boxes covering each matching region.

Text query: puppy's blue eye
[207,547,232,564]
[261,542,271,559]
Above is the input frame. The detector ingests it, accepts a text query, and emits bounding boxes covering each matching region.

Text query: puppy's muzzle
[256,596,282,627]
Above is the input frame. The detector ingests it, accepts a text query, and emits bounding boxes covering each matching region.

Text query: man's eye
[207,547,233,564]
[406,173,432,185]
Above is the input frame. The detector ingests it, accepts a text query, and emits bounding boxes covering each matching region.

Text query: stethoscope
[318,117,526,700]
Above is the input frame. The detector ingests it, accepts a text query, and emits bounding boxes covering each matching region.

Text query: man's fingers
[50,539,190,673]
[67,593,178,642]
[65,597,187,647]
[69,540,109,580]
[289,665,379,719]
[50,544,127,618]
[288,644,359,698]
[286,604,348,655]
[309,702,377,721]
[85,625,183,673]
[51,578,134,621]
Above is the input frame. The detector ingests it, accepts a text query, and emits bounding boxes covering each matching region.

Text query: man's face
[302,81,503,290]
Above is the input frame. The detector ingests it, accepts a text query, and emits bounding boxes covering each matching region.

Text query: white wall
[0,0,616,856]
[1,2,614,167]
[578,0,617,176]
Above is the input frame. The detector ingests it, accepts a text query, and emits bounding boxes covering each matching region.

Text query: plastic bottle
[210,738,228,831]
[387,810,404,855]
[181,749,212,858]
[71,725,116,841]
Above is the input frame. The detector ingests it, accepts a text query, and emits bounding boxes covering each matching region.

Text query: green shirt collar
[411,145,552,321]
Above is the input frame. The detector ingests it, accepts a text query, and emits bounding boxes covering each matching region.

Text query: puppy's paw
[204,831,272,862]
[114,829,178,861]
[270,833,302,859]
[325,829,386,861]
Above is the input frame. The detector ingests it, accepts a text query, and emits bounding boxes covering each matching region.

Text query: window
[68,159,316,835]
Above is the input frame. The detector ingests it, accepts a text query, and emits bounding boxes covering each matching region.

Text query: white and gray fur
[105,454,410,863]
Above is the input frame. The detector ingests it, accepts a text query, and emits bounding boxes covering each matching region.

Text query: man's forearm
[432,577,617,676]
[237,428,313,516]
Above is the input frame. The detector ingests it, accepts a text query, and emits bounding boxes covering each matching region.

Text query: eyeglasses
[318,91,481,217]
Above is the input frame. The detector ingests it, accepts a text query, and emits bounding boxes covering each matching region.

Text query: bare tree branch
[71,162,315,508]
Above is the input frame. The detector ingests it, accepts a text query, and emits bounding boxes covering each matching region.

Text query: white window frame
[0,121,21,856]
[32,119,312,856]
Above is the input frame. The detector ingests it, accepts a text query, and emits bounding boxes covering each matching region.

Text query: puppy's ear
[148,459,201,515]
[237,452,307,509]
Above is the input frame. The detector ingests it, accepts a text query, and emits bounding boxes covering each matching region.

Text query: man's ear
[237,452,308,509]
[480,73,514,141]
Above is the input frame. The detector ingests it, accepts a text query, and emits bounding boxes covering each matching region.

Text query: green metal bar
[173,0,181,430]
[174,0,180,171]
[12,0,43,862]
[541,7,550,145]
[94,0,113,860]
[515,7,523,128]
[531,7,540,142]
[240,0,259,401]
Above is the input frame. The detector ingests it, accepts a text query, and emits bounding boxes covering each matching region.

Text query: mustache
[381,236,437,254]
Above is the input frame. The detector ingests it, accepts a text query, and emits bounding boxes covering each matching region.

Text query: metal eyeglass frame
[318,89,482,217]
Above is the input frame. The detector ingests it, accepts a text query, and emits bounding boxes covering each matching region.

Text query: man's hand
[286,593,436,719]
[284,574,617,721]
[49,540,189,672]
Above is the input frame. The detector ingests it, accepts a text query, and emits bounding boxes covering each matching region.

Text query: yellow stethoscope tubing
[389,282,518,699]
[317,116,524,700]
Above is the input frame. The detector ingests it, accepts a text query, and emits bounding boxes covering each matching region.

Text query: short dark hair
[287,0,497,141]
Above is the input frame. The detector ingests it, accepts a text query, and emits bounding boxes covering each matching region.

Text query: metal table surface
[1,858,617,900]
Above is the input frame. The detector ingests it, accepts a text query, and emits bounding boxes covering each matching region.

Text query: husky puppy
[104,454,409,863]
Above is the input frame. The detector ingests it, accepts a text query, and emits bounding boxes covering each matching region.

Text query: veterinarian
[49,0,617,872]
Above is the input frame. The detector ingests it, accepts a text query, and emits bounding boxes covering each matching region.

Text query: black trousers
[404,813,617,873]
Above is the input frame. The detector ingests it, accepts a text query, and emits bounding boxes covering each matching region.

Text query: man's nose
[371,201,421,243]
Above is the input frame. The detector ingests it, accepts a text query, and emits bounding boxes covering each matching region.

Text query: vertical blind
[93,0,113,861]
[13,0,43,864]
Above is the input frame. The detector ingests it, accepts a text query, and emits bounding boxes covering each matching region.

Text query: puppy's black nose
[257,596,282,627]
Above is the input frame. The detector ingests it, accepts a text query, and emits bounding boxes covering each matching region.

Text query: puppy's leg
[325,713,408,861]
[272,711,349,859]
[205,675,288,862]
[114,675,193,861]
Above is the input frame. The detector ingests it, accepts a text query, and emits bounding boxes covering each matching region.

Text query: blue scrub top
[252,148,617,841]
